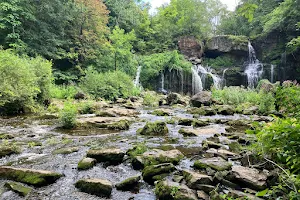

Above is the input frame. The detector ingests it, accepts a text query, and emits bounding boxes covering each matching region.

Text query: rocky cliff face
[178,36,203,64]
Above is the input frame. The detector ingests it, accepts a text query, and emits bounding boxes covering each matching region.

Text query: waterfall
[270,65,275,83]
[191,66,203,94]
[161,72,165,91]
[196,65,222,90]
[244,41,264,89]
[134,66,142,87]
[222,68,228,87]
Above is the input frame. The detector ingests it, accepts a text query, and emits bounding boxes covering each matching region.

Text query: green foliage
[203,56,235,69]
[77,101,96,114]
[59,102,77,129]
[142,92,160,107]
[50,85,79,100]
[237,3,258,22]
[127,142,148,158]
[249,118,300,173]
[0,50,52,114]
[275,81,300,118]
[80,68,135,100]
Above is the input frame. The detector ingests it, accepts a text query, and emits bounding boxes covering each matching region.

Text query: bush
[59,102,77,129]
[50,84,79,99]
[80,68,135,100]
[275,81,300,118]
[142,91,160,107]
[0,50,53,114]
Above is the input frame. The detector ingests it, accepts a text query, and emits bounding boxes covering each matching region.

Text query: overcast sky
[148,0,240,13]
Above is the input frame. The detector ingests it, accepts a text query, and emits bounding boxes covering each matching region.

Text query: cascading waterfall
[191,65,203,94]
[161,72,165,91]
[197,65,222,90]
[245,41,264,88]
[222,68,228,87]
[270,65,275,83]
[134,66,142,87]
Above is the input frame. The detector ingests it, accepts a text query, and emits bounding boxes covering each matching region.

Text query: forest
[0,0,300,199]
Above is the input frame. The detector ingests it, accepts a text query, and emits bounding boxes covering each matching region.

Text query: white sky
[148,0,240,13]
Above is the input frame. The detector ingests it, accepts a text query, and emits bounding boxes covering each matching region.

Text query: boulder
[197,191,209,200]
[78,116,132,130]
[75,178,112,197]
[133,149,184,168]
[243,106,259,115]
[0,146,19,158]
[193,119,210,127]
[87,148,125,165]
[78,157,97,170]
[231,166,267,190]
[166,93,188,106]
[178,36,203,60]
[4,182,32,197]
[0,166,63,186]
[194,157,232,171]
[206,148,237,160]
[215,105,235,115]
[228,189,263,200]
[115,175,141,191]
[179,127,218,137]
[178,118,195,126]
[188,107,216,116]
[155,180,198,200]
[52,147,79,155]
[74,92,86,100]
[202,140,225,149]
[182,170,213,189]
[137,121,169,135]
[190,91,212,107]
[151,109,171,116]
[142,163,175,184]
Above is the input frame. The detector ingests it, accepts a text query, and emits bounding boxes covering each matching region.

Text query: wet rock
[155,180,198,200]
[0,166,63,186]
[107,107,139,116]
[197,191,209,200]
[137,121,169,135]
[87,148,125,165]
[194,157,232,171]
[228,189,263,200]
[190,91,212,107]
[215,105,235,115]
[134,149,184,168]
[78,116,132,130]
[179,127,218,137]
[0,133,14,139]
[192,119,210,127]
[0,146,19,158]
[243,106,259,115]
[52,147,79,155]
[173,175,184,183]
[206,148,237,160]
[178,118,195,126]
[228,141,242,153]
[115,175,141,191]
[151,109,171,116]
[96,111,117,117]
[182,170,213,189]
[75,178,112,197]
[77,157,97,170]
[4,182,32,197]
[202,140,224,149]
[231,166,267,190]
[142,163,175,184]
[166,93,188,106]
[195,185,215,193]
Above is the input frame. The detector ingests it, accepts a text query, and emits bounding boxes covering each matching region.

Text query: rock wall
[178,36,203,64]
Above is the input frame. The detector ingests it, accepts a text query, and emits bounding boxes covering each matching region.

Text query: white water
[197,65,222,90]
[191,66,203,94]
[134,66,142,87]
[161,72,165,90]
[270,65,275,83]
[222,68,228,87]
[245,41,264,88]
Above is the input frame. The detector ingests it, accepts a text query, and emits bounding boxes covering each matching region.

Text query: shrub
[0,50,52,114]
[80,68,135,100]
[49,84,79,99]
[142,91,160,107]
[275,81,300,118]
[59,102,77,129]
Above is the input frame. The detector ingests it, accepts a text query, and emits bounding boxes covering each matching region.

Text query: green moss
[142,163,175,184]
[0,133,14,139]
[151,109,170,116]
[77,158,96,170]
[4,182,32,197]
[115,175,141,190]
[75,179,112,197]
[107,120,131,130]
[127,143,148,158]
[228,35,248,44]
[138,121,169,135]
[0,146,19,158]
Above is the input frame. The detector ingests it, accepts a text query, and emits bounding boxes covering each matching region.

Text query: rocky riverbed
[0,93,276,200]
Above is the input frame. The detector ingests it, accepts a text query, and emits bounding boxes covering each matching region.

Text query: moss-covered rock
[0,146,19,158]
[178,118,195,126]
[206,35,248,54]
[182,170,213,190]
[107,120,131,130]
[0,133,14,139]
[87,148,125,165]
[115,175,141,191]
[133,149,184,168]
[192,119,210,127]
[0,166,63,186]
[190,92,212,107]
[4,181,32,197]
[142,163,175,184]
[215,105,235,115]
[188,107,216,116]
[77,157,97,170]
[155,180,198,200]
[179,127,218,137]
[194,157,232,171]
[75,178,112,197]
[52,147,79,155]
[137,121,169,135]
[151,109,171,116]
